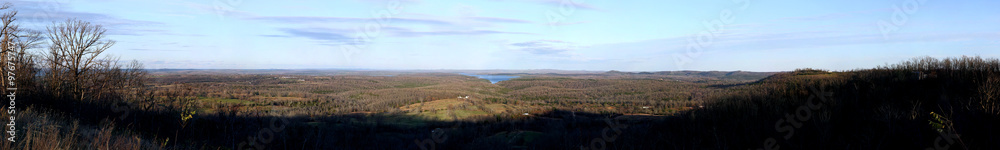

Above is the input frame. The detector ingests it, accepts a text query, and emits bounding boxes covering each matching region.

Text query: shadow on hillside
[26,97,695,149]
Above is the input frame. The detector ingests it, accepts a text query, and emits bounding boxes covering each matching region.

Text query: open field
[143,70,765,120]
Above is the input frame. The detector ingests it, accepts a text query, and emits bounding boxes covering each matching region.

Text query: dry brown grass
[0,107,161,150]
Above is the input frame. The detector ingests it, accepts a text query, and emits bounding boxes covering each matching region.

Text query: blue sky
[7,0,1000,71]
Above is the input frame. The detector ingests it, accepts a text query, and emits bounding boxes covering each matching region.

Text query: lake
[460,73,519,84]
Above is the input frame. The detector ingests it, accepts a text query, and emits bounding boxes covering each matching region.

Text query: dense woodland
[0,2,998,150]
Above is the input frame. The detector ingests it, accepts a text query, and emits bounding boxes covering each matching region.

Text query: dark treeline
[0,3,164,149]
[645,56,1000,149]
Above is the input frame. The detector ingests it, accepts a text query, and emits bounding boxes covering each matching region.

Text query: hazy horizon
[142,68,790,73]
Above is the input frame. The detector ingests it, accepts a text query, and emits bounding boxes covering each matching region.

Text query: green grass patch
[198,97,255,105]
[452,109,488,118]
[409,109,488,121]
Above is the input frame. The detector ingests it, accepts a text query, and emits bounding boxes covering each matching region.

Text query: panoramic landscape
[1,0,999,149]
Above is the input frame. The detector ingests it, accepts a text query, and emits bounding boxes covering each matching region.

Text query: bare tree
[1,3,44,96]
[44,19,117,101]
[1,2,17,92]
[1,2,15,55]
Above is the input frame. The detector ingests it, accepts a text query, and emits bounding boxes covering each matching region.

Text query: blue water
[460,73,519,84]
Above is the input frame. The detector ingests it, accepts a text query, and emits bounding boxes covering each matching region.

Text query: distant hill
[652,56,1000,149]
[650,71,778,81]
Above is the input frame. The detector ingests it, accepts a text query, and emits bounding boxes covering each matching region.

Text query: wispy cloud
[548,21,588,26]
[775,8,885,21]
[130,48,184,52]
[248,16,453,25]
[265,25,531,43]
[269,27,354,45]
[520,0,600,10]
[468,16,532,24]
[508,40,577,56]
[629,29,1000,57]
[170,1,254,19]
[10,1,169,36]
[392,28,532,37]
